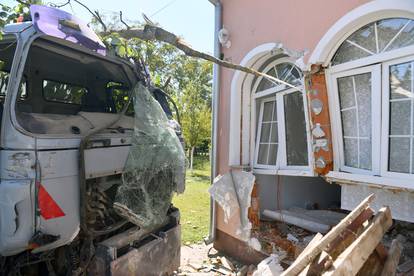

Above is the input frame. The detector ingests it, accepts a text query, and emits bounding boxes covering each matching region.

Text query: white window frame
[381,55,414,180]
[253,96,279,170]
[329,64,382,176]
[251,58,314,176]
[325,19,414,187]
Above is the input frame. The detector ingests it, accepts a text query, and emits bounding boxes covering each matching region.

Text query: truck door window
[43,79,87,104]
[0,71,27,99]
[107,82,134,115]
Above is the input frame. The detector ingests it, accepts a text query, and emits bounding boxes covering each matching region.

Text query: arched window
[329,17,414,179]
[252,59,311,174]
[332,18,414,65]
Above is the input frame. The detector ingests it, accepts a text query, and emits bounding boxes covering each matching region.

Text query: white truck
[0,5,184,275]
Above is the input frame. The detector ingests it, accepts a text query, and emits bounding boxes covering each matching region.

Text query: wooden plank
[327,208,374,259]
[299,251,332,276]
[357,250,384,276]
[323,207,392,276]
[281,194,375,276]
[299,208,374,275]
[380,239,402,276]
[296,233,324,260]
[375,244,388,264]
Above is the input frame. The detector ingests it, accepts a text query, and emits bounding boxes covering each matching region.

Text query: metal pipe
[206,0,222,244]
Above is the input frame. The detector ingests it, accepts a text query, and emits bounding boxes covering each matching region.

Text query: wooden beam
[380,239,402,276]
[357,250,384,276]
[296,233,324,260]
[281,194,375,276]
[299,208,374,275]
[323,207,392,276]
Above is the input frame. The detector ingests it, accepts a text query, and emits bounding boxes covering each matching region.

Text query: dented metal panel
[0,180,33,256]
[110,224,181,276]
[91,213,181,276]
[0,151,36,180]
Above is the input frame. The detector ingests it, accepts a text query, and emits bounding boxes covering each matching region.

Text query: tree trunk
[190,147,195,172]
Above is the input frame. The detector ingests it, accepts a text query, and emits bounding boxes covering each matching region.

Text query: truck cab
[0,5,182,275]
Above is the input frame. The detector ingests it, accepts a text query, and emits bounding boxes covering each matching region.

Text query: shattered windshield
[114,82,186,229]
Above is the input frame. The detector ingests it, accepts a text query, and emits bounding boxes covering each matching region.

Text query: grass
[173,156,211,244]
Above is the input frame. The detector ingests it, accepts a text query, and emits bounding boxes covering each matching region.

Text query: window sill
[325,171,414,192]
[253,168,315,177]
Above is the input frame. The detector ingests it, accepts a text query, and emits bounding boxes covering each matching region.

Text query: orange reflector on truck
[38,183,65,220]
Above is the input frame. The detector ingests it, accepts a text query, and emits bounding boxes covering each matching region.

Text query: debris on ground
[252,254,284,276]
[251,220,309,263]
[178,242,249,275]
[383,221,414,276]
[196,193,414,276]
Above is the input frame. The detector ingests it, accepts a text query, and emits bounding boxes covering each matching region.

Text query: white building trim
[308,0,414,68]
[229,43,305,167]
[229,43,277,166]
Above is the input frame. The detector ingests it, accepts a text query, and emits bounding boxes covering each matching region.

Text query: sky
[4,0,215,53]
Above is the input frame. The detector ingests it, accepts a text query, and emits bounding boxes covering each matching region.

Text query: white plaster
[308,0,414,68]
[209,171,255,241]
[341,184,414,223]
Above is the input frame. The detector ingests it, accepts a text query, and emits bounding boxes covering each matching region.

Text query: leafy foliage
[99,15,212,154]
[0,1,42,34]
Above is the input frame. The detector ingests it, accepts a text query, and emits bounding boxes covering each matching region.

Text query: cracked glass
[115,83,186,229]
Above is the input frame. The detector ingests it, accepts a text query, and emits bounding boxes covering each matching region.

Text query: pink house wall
[215,0,370,236]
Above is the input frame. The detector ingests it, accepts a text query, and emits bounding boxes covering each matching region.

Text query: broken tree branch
[49,0,71,8]
[119,11,131,30]
[67,0,299,89]
[72,0,107,32]
[109,24,300,91]
[15,0,30,6]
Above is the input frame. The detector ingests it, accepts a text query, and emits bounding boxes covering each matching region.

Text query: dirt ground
[178,243,249,275]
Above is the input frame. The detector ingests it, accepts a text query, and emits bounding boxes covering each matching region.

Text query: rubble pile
[178,243,249,275]
[383,221,414,275]
[251,221,312,264]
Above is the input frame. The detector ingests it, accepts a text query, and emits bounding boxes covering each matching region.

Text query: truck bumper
[90,211,181,276]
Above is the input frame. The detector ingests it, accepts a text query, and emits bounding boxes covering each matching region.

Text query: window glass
[0,71,27,99]
[284,91,308,166]
[0,71,9,96]
[43,80,87,104]
[256,62,302,93]
[256,99,278,166]
[388,61,414,173]
[337,72,372,170]
[0,37,26,99]
[332,18,414,65]
[107,82,134,115]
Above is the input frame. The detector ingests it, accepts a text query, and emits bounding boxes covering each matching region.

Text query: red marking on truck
[38,183,65,220]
